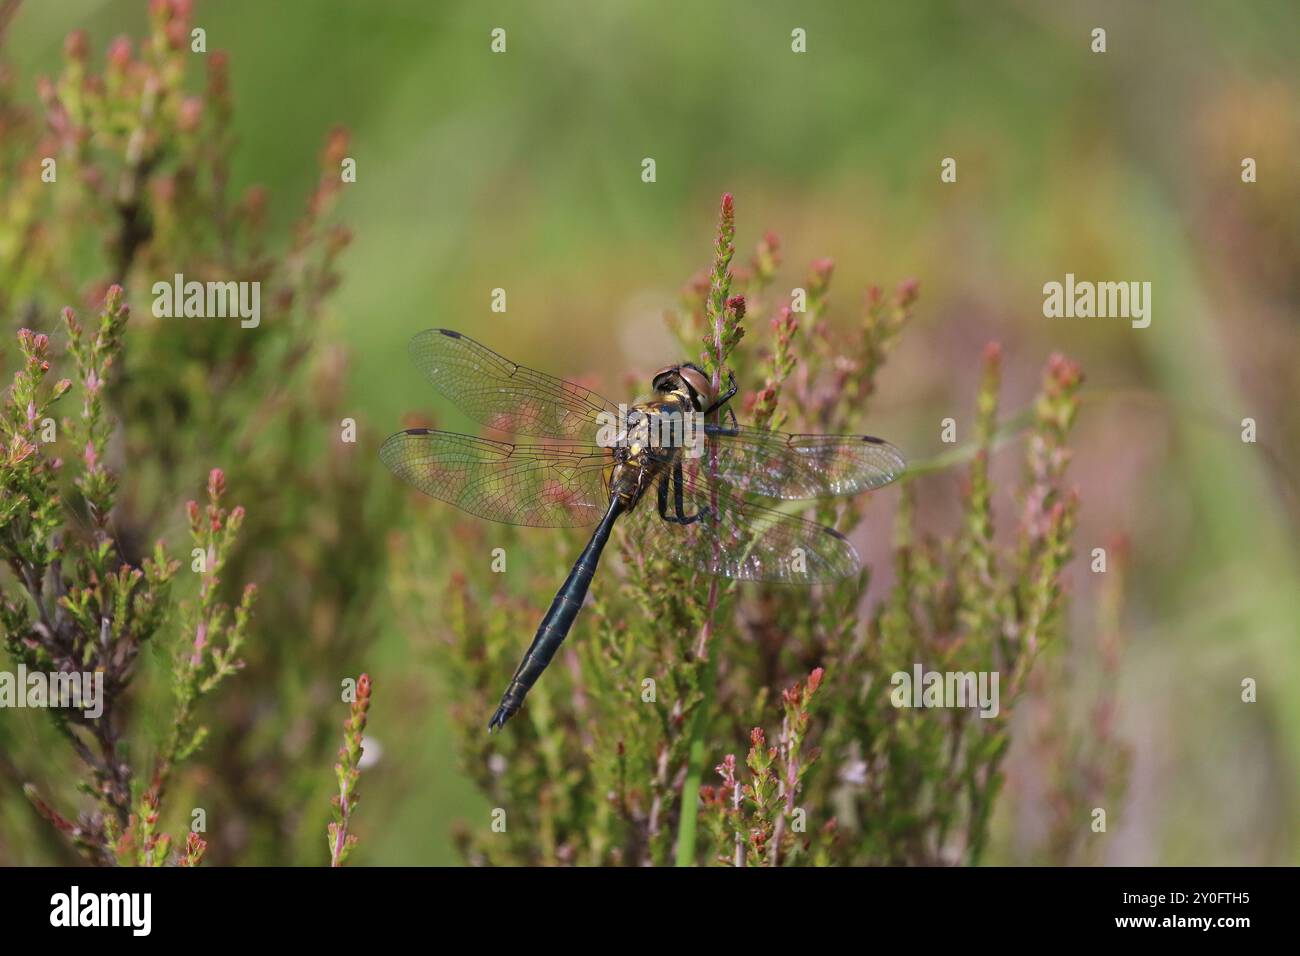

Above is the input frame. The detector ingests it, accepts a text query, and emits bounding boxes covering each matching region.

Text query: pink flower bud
[322,125,350,167]
[107,36,132,71]
[11,438,36,464]
[208,50,229,93]
[895,277,920,306]
[808,667,824,694]
[190,620,207,666]
[178,97,202,132]
[64,30,89,62]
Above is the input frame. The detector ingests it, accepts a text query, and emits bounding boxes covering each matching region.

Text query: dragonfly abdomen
[488,497,625,731]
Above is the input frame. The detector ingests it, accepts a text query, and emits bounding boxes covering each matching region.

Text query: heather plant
[0,0,1136,869]
[389,194,1126,866]
[1,287,252,866]
[328,672,371,867]
[0,0,392,865]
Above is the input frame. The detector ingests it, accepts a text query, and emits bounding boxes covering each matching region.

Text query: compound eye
[651,365,682,394]
[677,366,714,408]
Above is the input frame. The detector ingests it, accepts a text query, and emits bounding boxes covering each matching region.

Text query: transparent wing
[700,423,905,499]
[628,459,861,584]
[380,429,611,527]
[409,329,618,440]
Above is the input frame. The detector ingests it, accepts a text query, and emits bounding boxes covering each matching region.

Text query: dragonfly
[381,329,905,731]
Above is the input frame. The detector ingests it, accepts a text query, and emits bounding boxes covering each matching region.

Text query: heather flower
[328,673,373,867]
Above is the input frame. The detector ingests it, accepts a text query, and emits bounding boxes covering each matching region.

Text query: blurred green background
[5,0,1298,864]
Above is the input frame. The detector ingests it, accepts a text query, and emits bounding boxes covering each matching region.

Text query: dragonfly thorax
[626,400,702,455]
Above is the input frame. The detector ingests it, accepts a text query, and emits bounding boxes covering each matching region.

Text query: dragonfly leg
[673,460,701,524]
[672,458,709,525]
[656,474,692,524]
[707,407,739,434]
[656,471,674,521]
[702,371,738,416]
[656,466,707,526]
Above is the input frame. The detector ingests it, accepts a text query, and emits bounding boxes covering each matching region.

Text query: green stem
[674,649,718,866]
[677,234,731,866]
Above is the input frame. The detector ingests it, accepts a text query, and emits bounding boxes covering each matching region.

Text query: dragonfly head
[651,362,714,411]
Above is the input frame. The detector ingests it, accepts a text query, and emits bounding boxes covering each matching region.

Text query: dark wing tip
[815,525,861,582]
[407,328,461,348]
[378,428,430,454]
[861,434,906,458]
[890,446,908,474]
[867,436,908,477]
